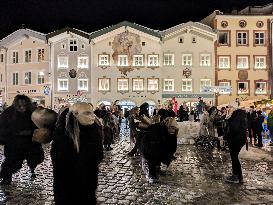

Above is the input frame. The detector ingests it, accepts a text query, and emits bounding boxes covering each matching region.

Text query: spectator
[267,108,273,146]
[225,109,247,184]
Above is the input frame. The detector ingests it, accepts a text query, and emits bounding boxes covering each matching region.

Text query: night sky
[0,0,273,39]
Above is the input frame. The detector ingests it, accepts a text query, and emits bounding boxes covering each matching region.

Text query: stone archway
[117,99,136,113]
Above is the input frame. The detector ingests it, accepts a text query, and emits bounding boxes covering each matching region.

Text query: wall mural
[112,31,142,75]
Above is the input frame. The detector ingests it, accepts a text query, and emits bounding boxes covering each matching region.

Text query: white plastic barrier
[177,121,200,144]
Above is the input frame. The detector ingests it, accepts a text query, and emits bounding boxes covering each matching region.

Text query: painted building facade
[0,29,50,106]
[161,22,217,107]
[90,21,162,111]
[47,27,91,108]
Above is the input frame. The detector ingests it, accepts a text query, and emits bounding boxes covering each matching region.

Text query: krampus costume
[225,108,247,183]
[51,103,103,204]
[0,95,44,185]
[138,107,178,183]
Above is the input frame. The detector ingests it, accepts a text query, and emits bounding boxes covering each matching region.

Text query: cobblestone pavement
[0,124,272,204]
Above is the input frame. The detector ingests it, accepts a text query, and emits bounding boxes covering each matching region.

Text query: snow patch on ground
[239,145,273,161]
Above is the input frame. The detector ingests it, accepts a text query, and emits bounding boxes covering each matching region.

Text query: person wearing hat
[0,95,44,185]
[51,102,103,204]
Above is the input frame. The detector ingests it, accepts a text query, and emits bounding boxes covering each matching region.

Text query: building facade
[161,22,217,107]
[0,29,50,106]
[47,27,91,108]
[202,8,271,105]
[90,21,162,112]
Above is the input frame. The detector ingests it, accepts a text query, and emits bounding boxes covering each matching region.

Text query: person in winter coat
[247,106,256,144]
[267,109,273,146]
[0,95,44,185]
[225,108,247,184]
[254,110,264,147]
[178,103,189,122]
[51,102,103,205]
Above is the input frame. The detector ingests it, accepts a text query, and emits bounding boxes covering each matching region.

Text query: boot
[225,175,239,184]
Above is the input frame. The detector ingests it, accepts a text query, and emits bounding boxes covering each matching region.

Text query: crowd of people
[0,94,272,203]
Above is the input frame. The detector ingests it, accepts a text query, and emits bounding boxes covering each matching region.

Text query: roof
[46,27,90,40]
[90,21,161,40]
[238,3,273,15]
[161,21,216,37]
[0,28,46,47]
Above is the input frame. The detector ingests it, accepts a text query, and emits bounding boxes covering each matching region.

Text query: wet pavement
[0,124,272,204]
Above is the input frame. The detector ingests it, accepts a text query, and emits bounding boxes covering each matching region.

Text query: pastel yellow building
[202,9,271,106]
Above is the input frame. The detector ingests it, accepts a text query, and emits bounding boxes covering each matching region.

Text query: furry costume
[139,109,178,182]
[51,106,103,205]
[0,95,44,184]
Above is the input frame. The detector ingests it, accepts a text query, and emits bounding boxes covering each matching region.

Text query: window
[192,37,196,43]
[12,51,18,63]
[237,32,248,45]
[218,56,230,69]
[37,49,45,62]
[58,79,68,91]
[24,72,31,84]
[61,43,66,49]
[237,56,249,69]
[254,56,266,69]
[219,81,231,94]
[98,55,109,66]
[78,79,88,91]
[182,79,192,92]
[142,42,146,46]
[78,56,89,68]
[254,32,265,45]
[218,32,229,45]
[163,79,174,91]
[238,82,249,94]
[178,37,183,43]
[147,78,159,91]
[148,55,159,67]
[182,54,192,66]
[12,73,19,85]
[118,55,128,66]
[117,79,129,91]
[255,82,267,94]
[98,78,110,91]
[81,44,85,49]
[58,56,68,68]
[25,50,31,62]
[0,54,3,62]
[200,54,211,66]
[133,55,144,66]
[163,54,174,66]
[200,79,211,92]
[69,39,78,52]
[133,79,144,91]
[37,71,45,84]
